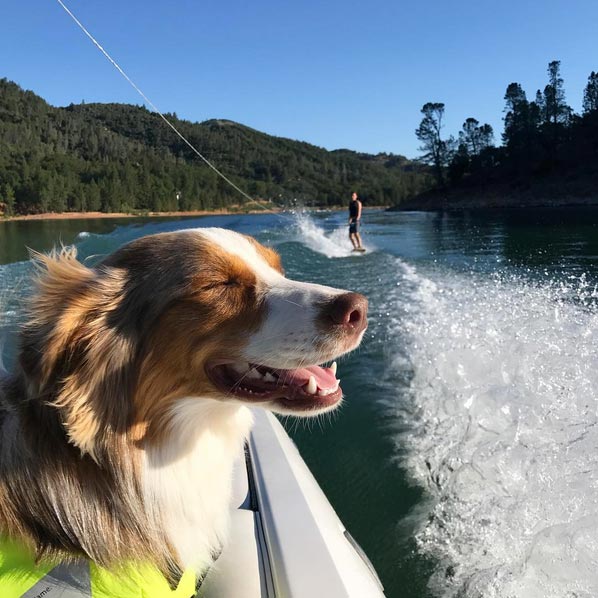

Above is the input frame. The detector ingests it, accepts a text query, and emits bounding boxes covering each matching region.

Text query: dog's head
[20,228,367,455]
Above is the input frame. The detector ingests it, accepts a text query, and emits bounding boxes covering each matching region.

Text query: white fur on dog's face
[194,228,368,415]
[199,228,355,364]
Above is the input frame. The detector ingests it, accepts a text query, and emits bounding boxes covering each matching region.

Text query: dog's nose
[325,292,368,333]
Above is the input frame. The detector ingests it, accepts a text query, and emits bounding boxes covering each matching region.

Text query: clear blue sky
[2,0,598,158]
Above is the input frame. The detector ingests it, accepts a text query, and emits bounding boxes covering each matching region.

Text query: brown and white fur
[0,227,368,583]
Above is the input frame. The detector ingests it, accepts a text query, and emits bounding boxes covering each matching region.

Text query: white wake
[386,262,598,597]
[292,211,366,258]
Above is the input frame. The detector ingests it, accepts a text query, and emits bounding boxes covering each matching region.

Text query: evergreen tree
[583,71,598,114]
[2,183,16,216]
[535,89,546,121]
[543,60,572,126]
[448,142,470,184]
[503,83,541,168]
[477,124,494,150]
[503,83,529,145]
[459,118,494,156]
[416,103,450,186]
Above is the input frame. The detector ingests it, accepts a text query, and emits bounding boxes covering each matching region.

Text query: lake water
[2,208,598,598]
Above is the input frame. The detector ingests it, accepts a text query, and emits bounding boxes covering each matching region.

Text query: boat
[200,409,385,597]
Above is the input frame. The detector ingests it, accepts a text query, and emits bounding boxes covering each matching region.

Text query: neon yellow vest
[0,537,197,598]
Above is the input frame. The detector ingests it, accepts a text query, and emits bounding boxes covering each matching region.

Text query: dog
[0,227,368,589]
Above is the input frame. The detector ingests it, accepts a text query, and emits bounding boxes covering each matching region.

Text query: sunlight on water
[387,261,598,598]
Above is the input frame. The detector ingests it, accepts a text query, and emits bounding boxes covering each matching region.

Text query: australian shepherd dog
[0,228,367,586]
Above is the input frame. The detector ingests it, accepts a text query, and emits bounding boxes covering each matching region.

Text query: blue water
[3,208,598,597]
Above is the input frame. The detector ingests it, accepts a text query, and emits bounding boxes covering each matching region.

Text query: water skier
[348,192,364,251]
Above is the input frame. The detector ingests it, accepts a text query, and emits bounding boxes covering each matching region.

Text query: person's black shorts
[349,220,360,234]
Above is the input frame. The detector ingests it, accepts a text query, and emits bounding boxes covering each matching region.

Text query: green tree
[503,83,528,144]
[448,143,470,184]
[459,118,494,155]
[503,83,541,168]
[583,71,598,114]
[2,183,16,216]
[477,124,494,151]
[535,89,545,121]
[543,60,572,126]
[416,102,450,186]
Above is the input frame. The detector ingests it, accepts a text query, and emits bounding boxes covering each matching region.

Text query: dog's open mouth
[206,361,342,411]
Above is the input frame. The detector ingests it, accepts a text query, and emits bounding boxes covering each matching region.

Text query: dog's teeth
[330,361,337,375]
[306,375,317,395]
[318,383,339,397]
[263,372,276,383]
[246,368,261,380]
[232,362,250,375]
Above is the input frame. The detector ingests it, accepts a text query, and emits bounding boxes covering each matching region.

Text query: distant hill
[0,78,432,216]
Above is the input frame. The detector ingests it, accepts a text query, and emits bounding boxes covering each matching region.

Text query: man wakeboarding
[348,192,365,251]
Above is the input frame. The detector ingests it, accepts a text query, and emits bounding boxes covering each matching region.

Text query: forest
[411,61,598,207]
[0,78,431,216]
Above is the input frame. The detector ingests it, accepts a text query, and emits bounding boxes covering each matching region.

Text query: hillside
[0,78,432,216]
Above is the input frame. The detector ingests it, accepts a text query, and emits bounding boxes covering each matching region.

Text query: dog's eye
[222,278,240,288]
[201,278,241,292]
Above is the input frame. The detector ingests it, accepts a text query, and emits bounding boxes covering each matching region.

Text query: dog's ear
[20,248,136,459]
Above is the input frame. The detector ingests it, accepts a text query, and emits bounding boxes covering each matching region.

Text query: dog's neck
[140,398,253,571]
[1,376,253,577]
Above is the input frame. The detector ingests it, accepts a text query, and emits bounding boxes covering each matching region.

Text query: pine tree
[583,71,598,114]
[416,103,450,186]
[459,118,494,156]
[503,83,529,146]
[2,183,16,216]
[543,60,571,126]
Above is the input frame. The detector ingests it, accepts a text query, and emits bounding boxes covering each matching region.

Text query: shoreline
[1,204,388,223]
[1,208,283,222]
[393,178,598,212]
[394,196,598,211]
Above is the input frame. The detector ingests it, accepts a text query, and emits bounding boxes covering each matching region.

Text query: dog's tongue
[274,365,337,389]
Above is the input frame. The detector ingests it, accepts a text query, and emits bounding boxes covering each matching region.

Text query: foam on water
[292,211,365,258]
[386,260,598,597]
